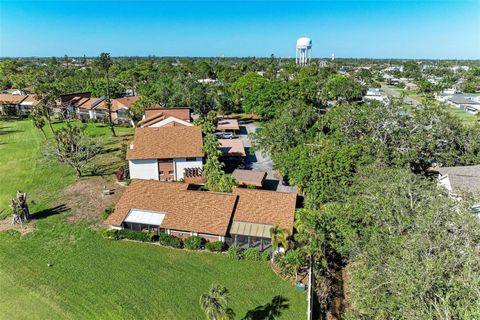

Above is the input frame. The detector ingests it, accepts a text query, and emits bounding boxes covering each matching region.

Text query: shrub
[244,248,262,261]
[102,228,119,240]
[184,236,204,250]
[102,206,114,220]
[159,233,183,248]
[206,241,224,252]
[261,250,271,261]
[118,229,151,242]
[227,245,244,260]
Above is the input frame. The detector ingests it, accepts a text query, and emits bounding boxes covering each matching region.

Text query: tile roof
[140,107,191,125]
[232,188,297,233]
[111,96,141,112]
[126,126,204,160]
[0,94,28,105]
[106,180,237,235]
[219,139,246,157]
[232,169,267,187]
[217,119,240,131]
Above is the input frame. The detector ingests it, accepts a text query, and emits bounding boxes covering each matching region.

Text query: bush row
[227,246,270,261]
[103,229,269,261]
[103,229,155,242]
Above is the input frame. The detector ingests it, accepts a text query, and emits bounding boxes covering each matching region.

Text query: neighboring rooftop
[219,139,246,157]
[436,165,480,194]
[216,119,240,131]
[111,96,141,112]
[232,169,267,187]
[141,107,191,125]
[126,126,204,160]
[107,180,237,235]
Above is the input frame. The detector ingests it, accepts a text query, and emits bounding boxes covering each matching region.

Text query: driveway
[381,84,420,106]
[238,122,297,193]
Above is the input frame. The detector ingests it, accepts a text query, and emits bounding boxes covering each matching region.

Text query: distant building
[363,88,389,103]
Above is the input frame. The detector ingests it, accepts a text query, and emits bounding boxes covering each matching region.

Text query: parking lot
[237,121,297,193]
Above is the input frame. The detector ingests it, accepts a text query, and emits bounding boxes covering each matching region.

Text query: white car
[216,132,235,139]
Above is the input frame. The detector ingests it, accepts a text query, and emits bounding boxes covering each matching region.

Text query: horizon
[1,1,479,59]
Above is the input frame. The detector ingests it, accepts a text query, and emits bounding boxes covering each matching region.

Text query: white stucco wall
[129,159,159,180]
[148,117,193,128]
[174,158,203,180]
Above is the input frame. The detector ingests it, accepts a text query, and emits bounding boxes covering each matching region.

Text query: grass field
[0,119,306,319]
[0,120,132,216]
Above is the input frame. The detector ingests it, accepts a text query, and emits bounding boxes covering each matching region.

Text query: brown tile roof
[111,96,141,112]
[217,119,240,131]
[126,126,204,160]
[0,94,28,105]
[232,169,267,187]
[219,139,246,157]
[232,188,297,233]
[141,107,191,124]
[21,95,39,105]
[106,180,237,235]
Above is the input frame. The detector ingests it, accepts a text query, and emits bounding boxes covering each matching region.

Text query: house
[232,169,267,188]
[435,165,480,196]
[127,126,204,182]
[404,83,419,90]
[106,179,297,251]
[446,94,480,113]
[111,96,141,123]
[363,88,389,103]
[73,97,108,120]
[0,94,38,115]
[137,107,192,127]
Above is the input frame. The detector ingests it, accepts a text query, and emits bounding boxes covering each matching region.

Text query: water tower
[296,37,312,66]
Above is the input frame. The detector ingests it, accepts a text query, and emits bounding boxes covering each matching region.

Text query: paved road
[238,122,297,193]
[381,85,420,106]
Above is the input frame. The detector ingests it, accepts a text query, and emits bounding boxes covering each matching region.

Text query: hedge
[206,241,224,252]
[159,233,183,248]
[102,229,154,242]
[184,236,203,250]
[227,245,244,260]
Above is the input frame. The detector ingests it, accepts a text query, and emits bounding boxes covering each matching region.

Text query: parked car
[216,132,235,139]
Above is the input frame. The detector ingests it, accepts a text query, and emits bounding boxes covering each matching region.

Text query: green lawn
[0,120,132,216]
[444,106,479,126]
[0,119,306,319]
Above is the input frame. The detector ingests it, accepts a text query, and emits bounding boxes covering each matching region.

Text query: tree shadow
[0,126,23,135]
[242,295,289,320]
[31,204,69,220]
[262,179,279,191]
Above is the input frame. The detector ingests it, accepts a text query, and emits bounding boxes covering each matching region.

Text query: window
[168,170,174,175]
[186,157,197,161]
[159,171,164,174]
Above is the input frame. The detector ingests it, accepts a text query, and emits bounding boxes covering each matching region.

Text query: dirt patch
[61,176,126,224]
[0,218,34,235]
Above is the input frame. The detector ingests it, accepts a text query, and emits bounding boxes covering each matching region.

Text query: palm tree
[270,224,289,253]
[199,284,235,320]
[98,52,116,137]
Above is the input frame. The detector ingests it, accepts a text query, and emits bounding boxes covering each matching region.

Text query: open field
[0,120,132,217]
[0,119,306,319]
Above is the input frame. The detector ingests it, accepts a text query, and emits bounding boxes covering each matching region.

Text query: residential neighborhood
[1,1,479,319]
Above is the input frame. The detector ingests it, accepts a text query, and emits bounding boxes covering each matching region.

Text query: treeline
[253,97,480,318]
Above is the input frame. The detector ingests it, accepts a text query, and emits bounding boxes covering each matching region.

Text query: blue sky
[0,1,479,59]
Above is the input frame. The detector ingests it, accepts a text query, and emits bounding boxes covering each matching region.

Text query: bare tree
[45,125,102,177]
